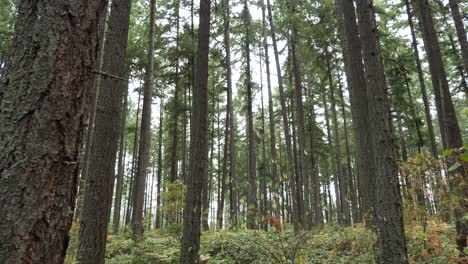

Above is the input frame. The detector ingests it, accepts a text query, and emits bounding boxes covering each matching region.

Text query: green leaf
[461,153,468,162]
[442,149,454,158]
[448,162,461,172]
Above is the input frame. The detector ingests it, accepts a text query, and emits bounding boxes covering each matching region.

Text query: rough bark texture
[131,0,156,240]
[448,0,468,76]
[76,0,132,262]
[355,1,408,262]
[0,0,107,263]
[267,0,299,233]
[336,0,375,225]
[180,0,211,261]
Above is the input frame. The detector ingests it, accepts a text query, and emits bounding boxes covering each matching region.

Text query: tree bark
[448,0,468,76]
[0,0,107,262]
[77,0,132,261]
[155,102,164,229]
[335,0,375,225]
[355,1,408,262]
[113,78,129,235]
[243,0,258,230]
[403,0,438,157]
[131,0,156,240]
[326,54,350,226]
[180,0,211,261]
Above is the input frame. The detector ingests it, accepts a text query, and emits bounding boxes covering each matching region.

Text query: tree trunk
[131,0,156,240]
[0,0,107,262]
[326,54,350,226]
[125,90,141,226]
[267,0,299,233]
[170,2,181,183]
[337,73,359,223]
[155,102,164,229]
[222,0,237,228]
[336,0,375,225]
[403,0,438,157]
[243,0,258,230]
[355,1,408,262]
[180,0,211,261]
[262,0,280,218]
[290,25,311,228]
[74,2,109,223]
[448,0,468,76]
[113,79,129,235]
[77,0,132,261]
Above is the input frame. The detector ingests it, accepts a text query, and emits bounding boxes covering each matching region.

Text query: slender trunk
[223,0,237,227]
[125,90,141,226]
[355,1,408,262]
[131,0,156,240]
[290,26,311,228]
[326,54,350,226]
[259,59,268,230]
[402,67,424,149]
[337,73,359,223]
[0,0,107,262]
[267,0,299,232]
[217,107,229,229]
[262,0,280,218]
[243,0,258,230]
[113,82,129,234]
[180,0,211,261]
[155,102,164,229]
[448,0,468,76]
[170,2,181,183]
[404,0,437,157]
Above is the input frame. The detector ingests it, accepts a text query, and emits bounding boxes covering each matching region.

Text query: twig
[91,70,128,82]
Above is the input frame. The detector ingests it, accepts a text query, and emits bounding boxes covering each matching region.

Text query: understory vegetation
[66,220,460,264]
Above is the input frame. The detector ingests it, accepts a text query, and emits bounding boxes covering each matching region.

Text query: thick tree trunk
[77,0,132,261]
[180,0,211,261]
[131,0,156,240]
[448,0,468,76]
[355,1,408,262]
[267,0,300,233]
[0,0,107,262]
[403,0,438,157]
[336,0,375,225]
[113,81,129,234]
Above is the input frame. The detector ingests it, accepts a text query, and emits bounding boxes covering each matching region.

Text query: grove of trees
[0,0,466,263]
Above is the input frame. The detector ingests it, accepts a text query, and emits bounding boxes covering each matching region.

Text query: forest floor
[65,220,463,263]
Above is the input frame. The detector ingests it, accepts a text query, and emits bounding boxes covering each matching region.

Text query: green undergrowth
[65,221,462,263]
